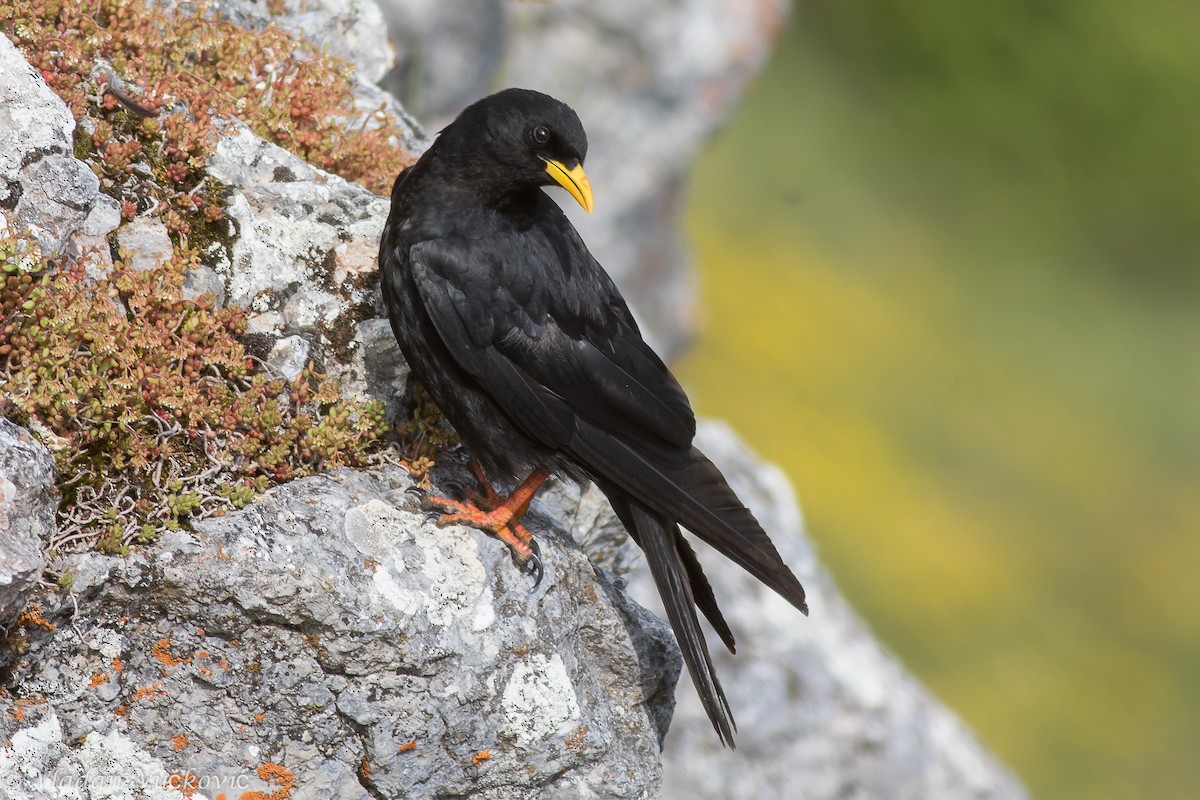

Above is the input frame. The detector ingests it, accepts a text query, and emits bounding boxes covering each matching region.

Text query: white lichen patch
[472,600,496,632]
[501,653,582,745]
[87,627,127,660]
[0,712,186,800]
[75,730,182,799]
[0,707,69,795]
[344,499,489,626]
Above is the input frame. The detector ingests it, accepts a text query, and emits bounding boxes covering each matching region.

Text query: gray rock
[269,0,394,85]
[0,35,75,195]
[0,34,102,257]
[2,464,677,799]
[181,264,227,305]
[267,334,312,381]
[116,216,174,272]
[205,121,405,400]
[347,318,411,417]
[82,195,122,238]
[0,420,55,625]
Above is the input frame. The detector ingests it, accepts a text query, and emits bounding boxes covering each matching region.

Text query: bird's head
[436,88,594,214]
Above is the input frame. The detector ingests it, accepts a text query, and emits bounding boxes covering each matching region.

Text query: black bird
[379,88,808,746]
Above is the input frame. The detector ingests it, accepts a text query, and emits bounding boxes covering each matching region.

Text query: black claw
[404,484,425,498]
[525,538,544,590]
[424,510,444,525]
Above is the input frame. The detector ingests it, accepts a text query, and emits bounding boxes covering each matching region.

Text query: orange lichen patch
[166,771,199,798]
[471,749,491,767]
[88,672,110,689]
[397,739,417,753]
[257,763,295,793]
[251,712,267,723]
[133,683,166,702]
[114,704,130,719]
[237,762,295,800]
[111,658,125,674]
[9,696,46,723]
[194,650,210,659]
[172,733,189,751]
[358,757,370,781]
[16,605,55,631]
[195,628,205,636]
[151,638,191,668]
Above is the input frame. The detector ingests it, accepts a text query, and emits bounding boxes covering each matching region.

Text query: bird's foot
[422,465,552,587]
[422,492,545,587]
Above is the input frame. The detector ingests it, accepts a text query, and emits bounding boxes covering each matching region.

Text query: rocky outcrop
[1,454,676,798]
[0,2,1029,799]
[203,121,411,415]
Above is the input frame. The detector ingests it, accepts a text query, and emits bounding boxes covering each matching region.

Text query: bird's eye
[531,125,551,145]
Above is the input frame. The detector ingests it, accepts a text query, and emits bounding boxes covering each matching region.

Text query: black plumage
[378,88,808,746]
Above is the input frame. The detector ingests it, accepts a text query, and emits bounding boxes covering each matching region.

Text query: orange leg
[424,466,552,583]
[462,460,506,511]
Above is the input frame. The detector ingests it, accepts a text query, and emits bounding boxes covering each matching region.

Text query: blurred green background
[679,3,1200,799]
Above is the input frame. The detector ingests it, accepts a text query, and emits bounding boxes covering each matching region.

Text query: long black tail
[574,419,808,615]
[575,421,807,744]
[605,487,738,747]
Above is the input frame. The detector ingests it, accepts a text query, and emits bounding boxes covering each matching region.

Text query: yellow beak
[543,158,594,214]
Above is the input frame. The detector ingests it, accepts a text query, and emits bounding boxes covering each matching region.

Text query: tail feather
[624,495,736,747]
[574,420,807,746]
[675,528,736,654]
[573,421,808,615]
[605,484,736,655]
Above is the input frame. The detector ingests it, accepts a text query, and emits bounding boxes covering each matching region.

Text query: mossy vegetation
[0,223,389,554]
[0,0,437,556]
[2,0,409,196]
